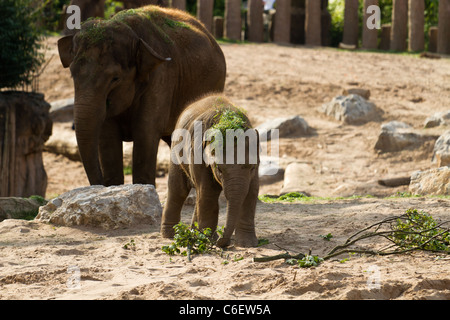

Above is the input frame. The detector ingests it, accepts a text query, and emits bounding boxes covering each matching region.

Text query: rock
[432,130,450,167]
[409,167,450,195]
[374,121,436,152]
[258,155,285,185]
[424,111,450,128]
[256,115,312,141]
[321,94,381,125]
[44,123,80,161]
[0,197,43,221]
[49,98,74,123]
[280,162,315,194]
[35,184,162,229]
[342,88,371,100]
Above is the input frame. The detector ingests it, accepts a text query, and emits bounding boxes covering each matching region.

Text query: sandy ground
[1,36,450,300]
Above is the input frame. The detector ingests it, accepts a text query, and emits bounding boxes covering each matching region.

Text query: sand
[0,37,449,300]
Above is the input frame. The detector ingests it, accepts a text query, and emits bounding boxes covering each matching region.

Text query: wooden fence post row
[167,0,449,54]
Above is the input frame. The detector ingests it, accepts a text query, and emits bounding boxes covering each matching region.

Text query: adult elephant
[58,5,226,186]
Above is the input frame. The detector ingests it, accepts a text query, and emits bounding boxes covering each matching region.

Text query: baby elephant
[161,95,260,247]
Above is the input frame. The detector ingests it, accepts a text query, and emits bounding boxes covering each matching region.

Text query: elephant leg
[192,166,222,233]
[234,177,259,247]
[132,135,159,186]
[99,120,124,186]
[160,162,191,238]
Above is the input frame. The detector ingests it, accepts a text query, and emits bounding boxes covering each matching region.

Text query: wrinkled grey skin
[161,96,260,248]
[57,6,226,186]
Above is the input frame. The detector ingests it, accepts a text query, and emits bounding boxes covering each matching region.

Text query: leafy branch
[254,208,450,267]
[162,222,224,262]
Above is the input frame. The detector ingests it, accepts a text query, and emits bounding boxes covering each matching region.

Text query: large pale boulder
[321,94,381,125]
[280,162,315,195]
[36,184,162,229]
[409,167,450,195]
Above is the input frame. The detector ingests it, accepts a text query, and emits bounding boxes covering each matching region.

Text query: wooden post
[225,0,242,41]
[342,0,359,46]
[379,24,391,50]
[247,0,264,42]
[391,0,408,51]
[197,0,214,32]
[0,92,52,197]
[437,0,450,54]
[305,0,321,46]
[273,0,291,44]
[214,16,224,38]
[171,0,186,10]
[408,0,424,51]
[362,0,379,49]
[428,26,438,53]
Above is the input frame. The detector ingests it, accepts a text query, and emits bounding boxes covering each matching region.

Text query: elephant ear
[137,38,171,81]
[57,35,75,68]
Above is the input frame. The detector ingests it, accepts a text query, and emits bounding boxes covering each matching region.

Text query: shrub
[0,0,45,90]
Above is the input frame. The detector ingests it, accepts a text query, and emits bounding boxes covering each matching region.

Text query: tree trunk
[305,0,322,46]
[0,92,52,197]
[379,24,391,50]
[343,0,359,46]
[438,0,450,54]
[428,26,438,53]
[214,16,224,38]
[408,0,424,52]
[391,0,408,51]
[225,0,242,41]
[273,0,291,44]
[197,0,214,32]
[362,0,379,49]
[171,0,185,10]
[247,0,263,42]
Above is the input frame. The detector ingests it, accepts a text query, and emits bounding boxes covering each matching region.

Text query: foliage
[390,208,450,252]
[254,208,450,266]
[40,0,71,32]
[328,0,345,47]
[123,239,136,250]
[162,222,223,262]
[320,233,333,241]
[0,0,45,90]
[327,0,440,50]
[29,195,48,206]
[185,0,225,17]
[211,107,249,137]
[286,254,324,268]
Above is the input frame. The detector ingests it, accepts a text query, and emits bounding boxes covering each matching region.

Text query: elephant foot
[160,224,176,238]
[216,237,231,248]
[235,231,258,248]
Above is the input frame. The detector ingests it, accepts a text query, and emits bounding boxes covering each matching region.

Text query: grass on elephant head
[78,7,192,48]
[211,98,249,136]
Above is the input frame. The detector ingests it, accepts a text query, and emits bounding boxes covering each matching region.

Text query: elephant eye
[111,76,120,83]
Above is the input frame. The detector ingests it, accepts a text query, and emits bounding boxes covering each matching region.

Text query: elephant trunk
[73,98,106,186]
[216,177,250,248]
